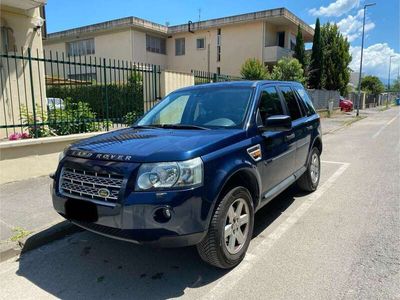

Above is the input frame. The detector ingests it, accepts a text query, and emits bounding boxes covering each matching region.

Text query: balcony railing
[263,46,293,63]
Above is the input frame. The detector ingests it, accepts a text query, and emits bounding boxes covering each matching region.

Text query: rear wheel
[196,186,254,269]
[297,147,321,192]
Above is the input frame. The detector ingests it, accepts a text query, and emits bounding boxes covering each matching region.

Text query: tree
[308,18,323,89]
[391,76,400,92]
[240,58,269,80]
[270,57,306,84]
[293,24,306,71]
[320,23,351,95]
[361,75,385,95]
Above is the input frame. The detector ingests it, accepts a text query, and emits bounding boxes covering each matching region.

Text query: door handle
[307,125,313,131]
[285,133,295,142]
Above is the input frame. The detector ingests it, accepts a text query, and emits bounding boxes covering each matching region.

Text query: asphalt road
[0,107,399,300]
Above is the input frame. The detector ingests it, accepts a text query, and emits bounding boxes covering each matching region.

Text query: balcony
[1,0,47,10]
[263,46,293,64]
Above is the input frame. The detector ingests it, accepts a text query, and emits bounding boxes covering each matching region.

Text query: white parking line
[202,161,350,300]
[372,113,399,139]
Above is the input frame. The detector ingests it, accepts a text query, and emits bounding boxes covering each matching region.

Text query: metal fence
[191,70,243,85]
[0,48,161,139]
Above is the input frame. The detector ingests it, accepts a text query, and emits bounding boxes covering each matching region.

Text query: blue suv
[51,81,322,269]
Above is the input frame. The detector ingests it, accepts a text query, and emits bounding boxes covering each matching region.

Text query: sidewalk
[320,108,374,134]
[0,176,61,242]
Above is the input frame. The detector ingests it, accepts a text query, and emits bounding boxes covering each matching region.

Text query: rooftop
[45,7,314,42]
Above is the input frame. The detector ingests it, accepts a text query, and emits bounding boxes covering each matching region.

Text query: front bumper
[52,183,208,247]
[51,158,211,247]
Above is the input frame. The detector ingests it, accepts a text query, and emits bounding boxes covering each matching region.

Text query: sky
[45,0,400,81]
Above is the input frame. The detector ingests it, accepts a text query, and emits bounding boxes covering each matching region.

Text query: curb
[0,221,82,263]
[322,115,367,136]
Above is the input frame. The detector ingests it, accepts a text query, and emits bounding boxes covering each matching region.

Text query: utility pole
[356,3,376,116]
[387,55,395,107]
[388,55,395,90]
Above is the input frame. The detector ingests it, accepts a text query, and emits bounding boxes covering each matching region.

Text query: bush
[123,111,140,125]
[20,100,111,137]
[46,71,144,121]
[20,104,52,137]
[240,58,269,80]
[270,57,306,84]
[48,100,111,135]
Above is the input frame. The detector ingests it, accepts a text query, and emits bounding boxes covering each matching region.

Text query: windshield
[137,87,254,129]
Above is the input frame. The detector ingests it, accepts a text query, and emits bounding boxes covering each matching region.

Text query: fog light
[153,207,172,223]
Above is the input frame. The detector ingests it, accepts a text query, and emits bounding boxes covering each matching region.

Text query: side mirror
[262,115,292,132]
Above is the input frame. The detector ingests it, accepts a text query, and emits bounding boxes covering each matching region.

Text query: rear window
[295,86,316,116]
[279,86,302,121]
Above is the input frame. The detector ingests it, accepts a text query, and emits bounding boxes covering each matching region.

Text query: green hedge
[46,82,144,122]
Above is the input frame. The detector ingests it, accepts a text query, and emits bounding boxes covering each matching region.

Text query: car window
[279,86,303,121]
[153,95,189,124]
[138,87,253,129]
[294,86,316,116]
[257,86,284,126]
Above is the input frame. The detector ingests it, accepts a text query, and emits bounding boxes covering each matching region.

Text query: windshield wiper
[154,124,209,130]
[131,125,159,129]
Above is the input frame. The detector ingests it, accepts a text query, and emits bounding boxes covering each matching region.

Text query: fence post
[103,58,110,131]
[153,65,157,105]
[27,48,38,138]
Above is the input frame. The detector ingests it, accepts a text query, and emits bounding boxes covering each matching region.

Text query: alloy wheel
[224,198,250,255]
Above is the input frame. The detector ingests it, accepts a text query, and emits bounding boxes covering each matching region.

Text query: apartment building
[1,0,47,138]
[43,8,314,77]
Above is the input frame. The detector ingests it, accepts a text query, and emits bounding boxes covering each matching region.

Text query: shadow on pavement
[15,187,300,299]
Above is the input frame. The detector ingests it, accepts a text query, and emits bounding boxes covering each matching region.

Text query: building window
[1,26,15,53]
[196,38,205,50]
[277,32,285,48]
[175,38,185,56]
[217,28,221,62]
[67,39,95,57]
[290,33,296,51]
[146,34,166,54]
[217,67,221,75]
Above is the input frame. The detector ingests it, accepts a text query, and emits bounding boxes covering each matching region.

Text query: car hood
[68,127,247,162]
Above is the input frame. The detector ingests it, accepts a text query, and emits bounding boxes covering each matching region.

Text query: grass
[10,227,32,242]
[378,105,391,112]
[341,116,366,127]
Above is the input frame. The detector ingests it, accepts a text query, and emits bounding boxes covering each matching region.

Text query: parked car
[51,81,322,269]
[339,96,353,112]
[47,97,65,111]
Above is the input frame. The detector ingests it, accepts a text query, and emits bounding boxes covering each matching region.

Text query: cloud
[310,0,360,17]
[350,43,400,78]
[337,9,375,42]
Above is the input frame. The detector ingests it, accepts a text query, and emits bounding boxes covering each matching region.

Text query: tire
[196,186,254,269]
[297,147,321,192]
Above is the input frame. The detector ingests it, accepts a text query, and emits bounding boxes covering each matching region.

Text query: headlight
[136,157,203,191]
[58,146,69,162]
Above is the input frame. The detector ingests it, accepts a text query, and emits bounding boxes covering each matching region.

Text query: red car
[339,96,353,112]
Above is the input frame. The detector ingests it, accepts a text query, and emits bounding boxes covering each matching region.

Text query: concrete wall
[0,132,102,184]
[160,70,194,97]
[0,6,46,139]
[307,89,340,110]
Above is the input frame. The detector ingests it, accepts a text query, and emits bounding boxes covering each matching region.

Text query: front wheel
[297,147,321,192]
[196,186,254,269]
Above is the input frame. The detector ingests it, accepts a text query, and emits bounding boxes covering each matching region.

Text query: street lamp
[387,55,395,107]
[388,55,395,90]
[356,3,376,116]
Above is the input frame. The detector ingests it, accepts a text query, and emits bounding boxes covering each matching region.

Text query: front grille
[59,167,124,205]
